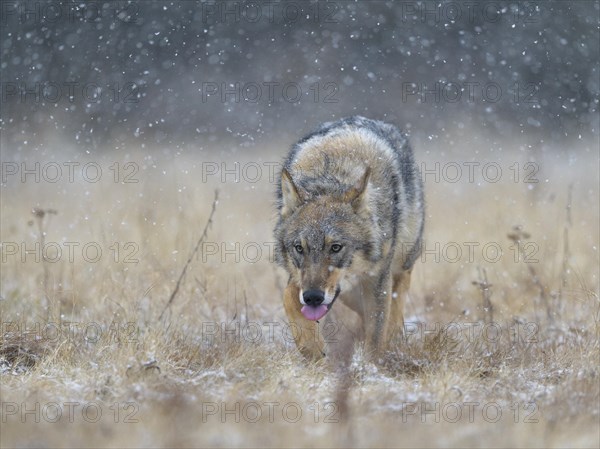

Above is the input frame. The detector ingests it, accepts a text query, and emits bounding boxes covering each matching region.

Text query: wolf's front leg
[362,274,393,358]
[283,282,325,360]
[389,269,411,344]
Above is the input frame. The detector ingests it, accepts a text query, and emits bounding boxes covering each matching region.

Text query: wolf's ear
[281,168,304,217]
[344,167,371,211]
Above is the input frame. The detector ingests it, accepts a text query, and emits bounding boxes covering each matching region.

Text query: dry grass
[1,134,598,448]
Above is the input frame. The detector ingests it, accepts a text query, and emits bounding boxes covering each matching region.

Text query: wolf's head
[274,167,375,321]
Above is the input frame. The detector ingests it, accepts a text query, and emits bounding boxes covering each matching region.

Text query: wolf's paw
[299,345,326,361]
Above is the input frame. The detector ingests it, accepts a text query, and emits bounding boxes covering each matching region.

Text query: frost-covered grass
[1,137,598,448]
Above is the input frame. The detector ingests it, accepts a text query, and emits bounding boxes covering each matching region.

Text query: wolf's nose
[303,289,325,306]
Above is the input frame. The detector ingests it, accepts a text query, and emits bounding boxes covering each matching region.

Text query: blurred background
[1,0,598,151]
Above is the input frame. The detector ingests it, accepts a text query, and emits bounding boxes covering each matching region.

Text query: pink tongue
[301,305,328,321]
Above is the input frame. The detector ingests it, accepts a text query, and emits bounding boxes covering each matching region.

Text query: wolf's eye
[331,244,343,253]
[294,244,303,254]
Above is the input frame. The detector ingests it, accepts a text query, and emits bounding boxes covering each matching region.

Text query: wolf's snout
[300,289,328,321]
[302,289,325,306]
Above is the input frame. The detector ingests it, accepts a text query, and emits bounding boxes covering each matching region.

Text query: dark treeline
[1,0,598,150]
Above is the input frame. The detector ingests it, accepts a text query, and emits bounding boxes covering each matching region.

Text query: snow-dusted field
[1,135,598,448]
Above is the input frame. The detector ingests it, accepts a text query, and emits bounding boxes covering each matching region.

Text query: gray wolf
[274,116,424,359]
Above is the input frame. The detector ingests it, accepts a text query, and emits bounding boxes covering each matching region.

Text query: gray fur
[274,116,424,271]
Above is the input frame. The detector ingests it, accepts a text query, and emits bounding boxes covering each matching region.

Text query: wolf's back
[298,116,421,204]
